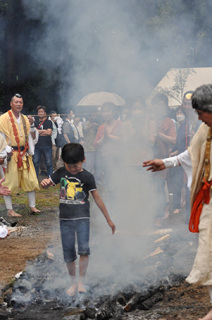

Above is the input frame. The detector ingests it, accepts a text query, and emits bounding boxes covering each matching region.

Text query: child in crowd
[41,143,116,296]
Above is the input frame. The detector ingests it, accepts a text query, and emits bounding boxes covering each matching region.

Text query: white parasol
[76,91,126,107]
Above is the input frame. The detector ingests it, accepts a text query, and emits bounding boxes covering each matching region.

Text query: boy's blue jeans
[60,219,90,262]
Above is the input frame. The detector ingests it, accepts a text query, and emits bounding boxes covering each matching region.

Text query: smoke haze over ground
[17,0,204,295]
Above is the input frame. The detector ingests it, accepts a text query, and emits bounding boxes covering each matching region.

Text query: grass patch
[0,184,60,209]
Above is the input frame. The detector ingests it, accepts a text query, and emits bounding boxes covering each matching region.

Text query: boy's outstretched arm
[40,178,53,189]
[91,190,116,234]
[143,159,165,172]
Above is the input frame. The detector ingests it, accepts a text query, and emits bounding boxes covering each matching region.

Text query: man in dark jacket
[33,105,53,177]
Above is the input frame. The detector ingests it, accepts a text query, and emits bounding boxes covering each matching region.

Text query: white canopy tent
[153,67,212,108]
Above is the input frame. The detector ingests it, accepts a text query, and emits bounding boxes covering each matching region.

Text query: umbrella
[77,91,126,107]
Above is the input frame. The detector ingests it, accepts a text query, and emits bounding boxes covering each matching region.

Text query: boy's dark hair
[62,143,85,164]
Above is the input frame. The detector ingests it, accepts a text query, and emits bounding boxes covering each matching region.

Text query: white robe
[163,123,212,285]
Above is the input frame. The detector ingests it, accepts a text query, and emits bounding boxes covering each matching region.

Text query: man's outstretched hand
[143,159,165,172]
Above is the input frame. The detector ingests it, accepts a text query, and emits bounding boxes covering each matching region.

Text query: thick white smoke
[21,0,198,293]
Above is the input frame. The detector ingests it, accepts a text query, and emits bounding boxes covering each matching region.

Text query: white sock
[27,191,36,208]
[4,195,13,210]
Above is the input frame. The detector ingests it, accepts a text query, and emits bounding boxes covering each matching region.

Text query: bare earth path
[0,201,211,319]
[0,207,60,288]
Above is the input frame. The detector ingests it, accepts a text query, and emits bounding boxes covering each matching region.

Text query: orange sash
[189,177,212,232]
[189,127,212,233]
[8,110,29,169]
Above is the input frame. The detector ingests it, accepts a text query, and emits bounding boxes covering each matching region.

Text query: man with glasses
[0,93,40,217]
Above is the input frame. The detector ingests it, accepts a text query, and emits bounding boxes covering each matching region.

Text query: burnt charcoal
[160,277,172,288]
[124,293,141,311]
[84,306,97,318]
[63,306,85,317]
[122,283,137,297]
[168,273,185,286]
[116,293,126,306]
[3,291,13,306]
[13,279,32,293]
[10,299,27,309]
[0,311,9,319]
[80,313,87,320]
[0,217,11,226]
[95,297,124,320]
[95,305,113,319]
[139,292,164,310]
[135,285,164,304]
[10,292,33,309]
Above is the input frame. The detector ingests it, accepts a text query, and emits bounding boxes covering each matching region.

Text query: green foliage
[156,68,195,105]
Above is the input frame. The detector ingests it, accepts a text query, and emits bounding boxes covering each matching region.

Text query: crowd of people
[0,91,200,221]
[3,86,212,319]
[34,92,198,227]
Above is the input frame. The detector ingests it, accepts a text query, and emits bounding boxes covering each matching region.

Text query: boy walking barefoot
[41,143,115,296]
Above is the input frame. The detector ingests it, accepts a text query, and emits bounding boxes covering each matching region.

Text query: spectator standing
[62,110,76,145]
[182,91,200,146]
[168,107,187,214]
[0,93,40,217]
[71,114,84,144]
[151,93,176,225]
[33,105,53,178]
[122,99,155,230]
[83,113,99,174]
[49,111,64,172]
[94,102,123,198]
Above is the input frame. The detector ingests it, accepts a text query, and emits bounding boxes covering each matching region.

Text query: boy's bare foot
[199,309,212,320]
[30,207,41,215]
[66,284,77,297]
[78,282,86,293]
[8,209,21,217]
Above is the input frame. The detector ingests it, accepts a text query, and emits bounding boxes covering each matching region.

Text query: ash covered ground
[0,204,211,320]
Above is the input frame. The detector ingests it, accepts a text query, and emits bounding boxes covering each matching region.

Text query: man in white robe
[143,84,212,320]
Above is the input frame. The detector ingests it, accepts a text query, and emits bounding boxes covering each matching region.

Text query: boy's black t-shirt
[50,167,97,220]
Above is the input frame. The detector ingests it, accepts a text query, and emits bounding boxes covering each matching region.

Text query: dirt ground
[0,207,60,287]
[0,203,211,319]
